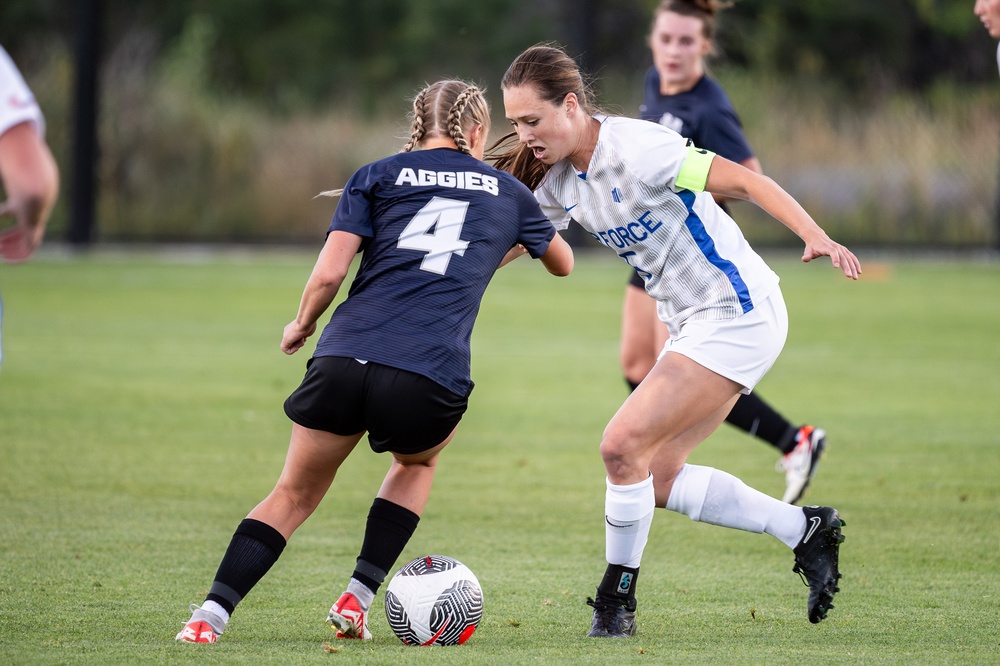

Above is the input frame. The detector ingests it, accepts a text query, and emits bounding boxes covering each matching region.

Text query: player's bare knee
[599,433,642,476]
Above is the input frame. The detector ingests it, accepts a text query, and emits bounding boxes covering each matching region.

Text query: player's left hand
[801,234,861,280]
[0,201,42,263]
[281,320,316,355]
[0,223,39,263]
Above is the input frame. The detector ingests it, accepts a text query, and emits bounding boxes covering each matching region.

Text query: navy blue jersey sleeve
[328,164,376,238]
[639,71,755,165]
[510,177,557,258]
[687,78,754,163]
[695,104,754,164]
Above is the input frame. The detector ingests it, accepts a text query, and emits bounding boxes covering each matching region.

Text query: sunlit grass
[0,250,997,664]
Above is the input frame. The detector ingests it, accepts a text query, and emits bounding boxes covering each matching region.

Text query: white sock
[347,578,375,611]
[605,474,655,568]
[200,599,230,625]
[666,464,807,549]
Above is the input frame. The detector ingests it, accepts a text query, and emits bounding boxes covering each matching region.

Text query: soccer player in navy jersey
[622,0,827,505]
[176,80,573,644]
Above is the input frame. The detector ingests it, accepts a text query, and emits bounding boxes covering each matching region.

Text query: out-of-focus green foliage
[1,0,995,110]
[1,0,556,113]
[721,0,994,92]
[172,0,552,112]
[1,0,997,246]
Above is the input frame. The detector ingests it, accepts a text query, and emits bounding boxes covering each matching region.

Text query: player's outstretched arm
[704,156,861,280]
[498,232,573,275]
[282,230,362,355]
[539,232,573,276]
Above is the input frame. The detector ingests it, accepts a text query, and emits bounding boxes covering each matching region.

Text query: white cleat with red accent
[327,592,372,640]
[176,604,225,643]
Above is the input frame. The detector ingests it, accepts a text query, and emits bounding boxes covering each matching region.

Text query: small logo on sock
[606,516,636,529]
[617,572,633,595]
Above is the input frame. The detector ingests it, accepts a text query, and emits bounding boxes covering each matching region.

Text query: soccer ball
[384,555,483,646]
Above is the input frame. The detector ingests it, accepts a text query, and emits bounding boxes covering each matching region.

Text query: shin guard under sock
[605,474,655,569]
[207,518,287,615]
[352,498,420,594]
[666,464,806,548]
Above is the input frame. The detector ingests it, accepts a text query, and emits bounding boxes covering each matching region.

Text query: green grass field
[1,249,998,664]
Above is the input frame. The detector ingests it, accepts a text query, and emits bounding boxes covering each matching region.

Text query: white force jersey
[535,115,779,335]
[0,45,45,138]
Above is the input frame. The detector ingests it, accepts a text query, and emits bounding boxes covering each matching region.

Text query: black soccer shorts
[284,356,470,455]
[628,269,644,289]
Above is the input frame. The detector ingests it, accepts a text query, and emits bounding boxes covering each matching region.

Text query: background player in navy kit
[176,80,573,644]
[621,0,825,504]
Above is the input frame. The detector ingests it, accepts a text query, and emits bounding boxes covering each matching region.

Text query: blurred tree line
[0,0,996,246]
[2,0,993,112]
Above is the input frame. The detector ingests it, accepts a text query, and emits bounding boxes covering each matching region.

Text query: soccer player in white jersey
[176,80,573,644]
[630,0,829,506]
[0,45,59,364]
[974,0,1000,75]
[493,45,860,637]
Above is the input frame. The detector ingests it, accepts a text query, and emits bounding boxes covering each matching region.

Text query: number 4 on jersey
[397,196,470,275]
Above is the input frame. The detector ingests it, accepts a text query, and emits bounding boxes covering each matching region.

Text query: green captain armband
[675,143,716,192]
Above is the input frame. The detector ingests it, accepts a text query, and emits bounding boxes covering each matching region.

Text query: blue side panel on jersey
[677,189,752,313]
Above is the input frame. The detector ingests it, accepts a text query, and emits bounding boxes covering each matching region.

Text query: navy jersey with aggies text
[313,147,557,396]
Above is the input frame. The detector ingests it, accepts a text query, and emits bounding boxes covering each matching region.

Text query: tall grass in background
[716,71,999,247]
[18,28,1000,247]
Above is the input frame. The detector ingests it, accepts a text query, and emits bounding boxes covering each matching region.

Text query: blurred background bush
[1,0,997,247]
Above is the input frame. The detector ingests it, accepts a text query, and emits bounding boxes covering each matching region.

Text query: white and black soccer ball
[384,555,483,646]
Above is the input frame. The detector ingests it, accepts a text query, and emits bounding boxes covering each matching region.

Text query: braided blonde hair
[320,80,489,198]
[402,79,490,154]
[402,87,432,153]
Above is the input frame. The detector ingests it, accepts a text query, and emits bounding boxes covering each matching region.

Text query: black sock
[352,498,420,593]
[206,518,287,615]
[596,564,639,608]
[725,393,798,453]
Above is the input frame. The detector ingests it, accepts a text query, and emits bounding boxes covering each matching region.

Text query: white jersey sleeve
[602,117,689,190]
[0,45,45,138]
[601,116,715,194]
[534,175,573,231]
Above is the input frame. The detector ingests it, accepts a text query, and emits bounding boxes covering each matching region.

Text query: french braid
[447,86,480,155]
[402,87,430,153]
[319,80,489,198]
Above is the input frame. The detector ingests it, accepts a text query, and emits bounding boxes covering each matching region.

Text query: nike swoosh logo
[606,516,636,529]
[803,516,822,544]
[564,204,577,212]
[421,617,450,646]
